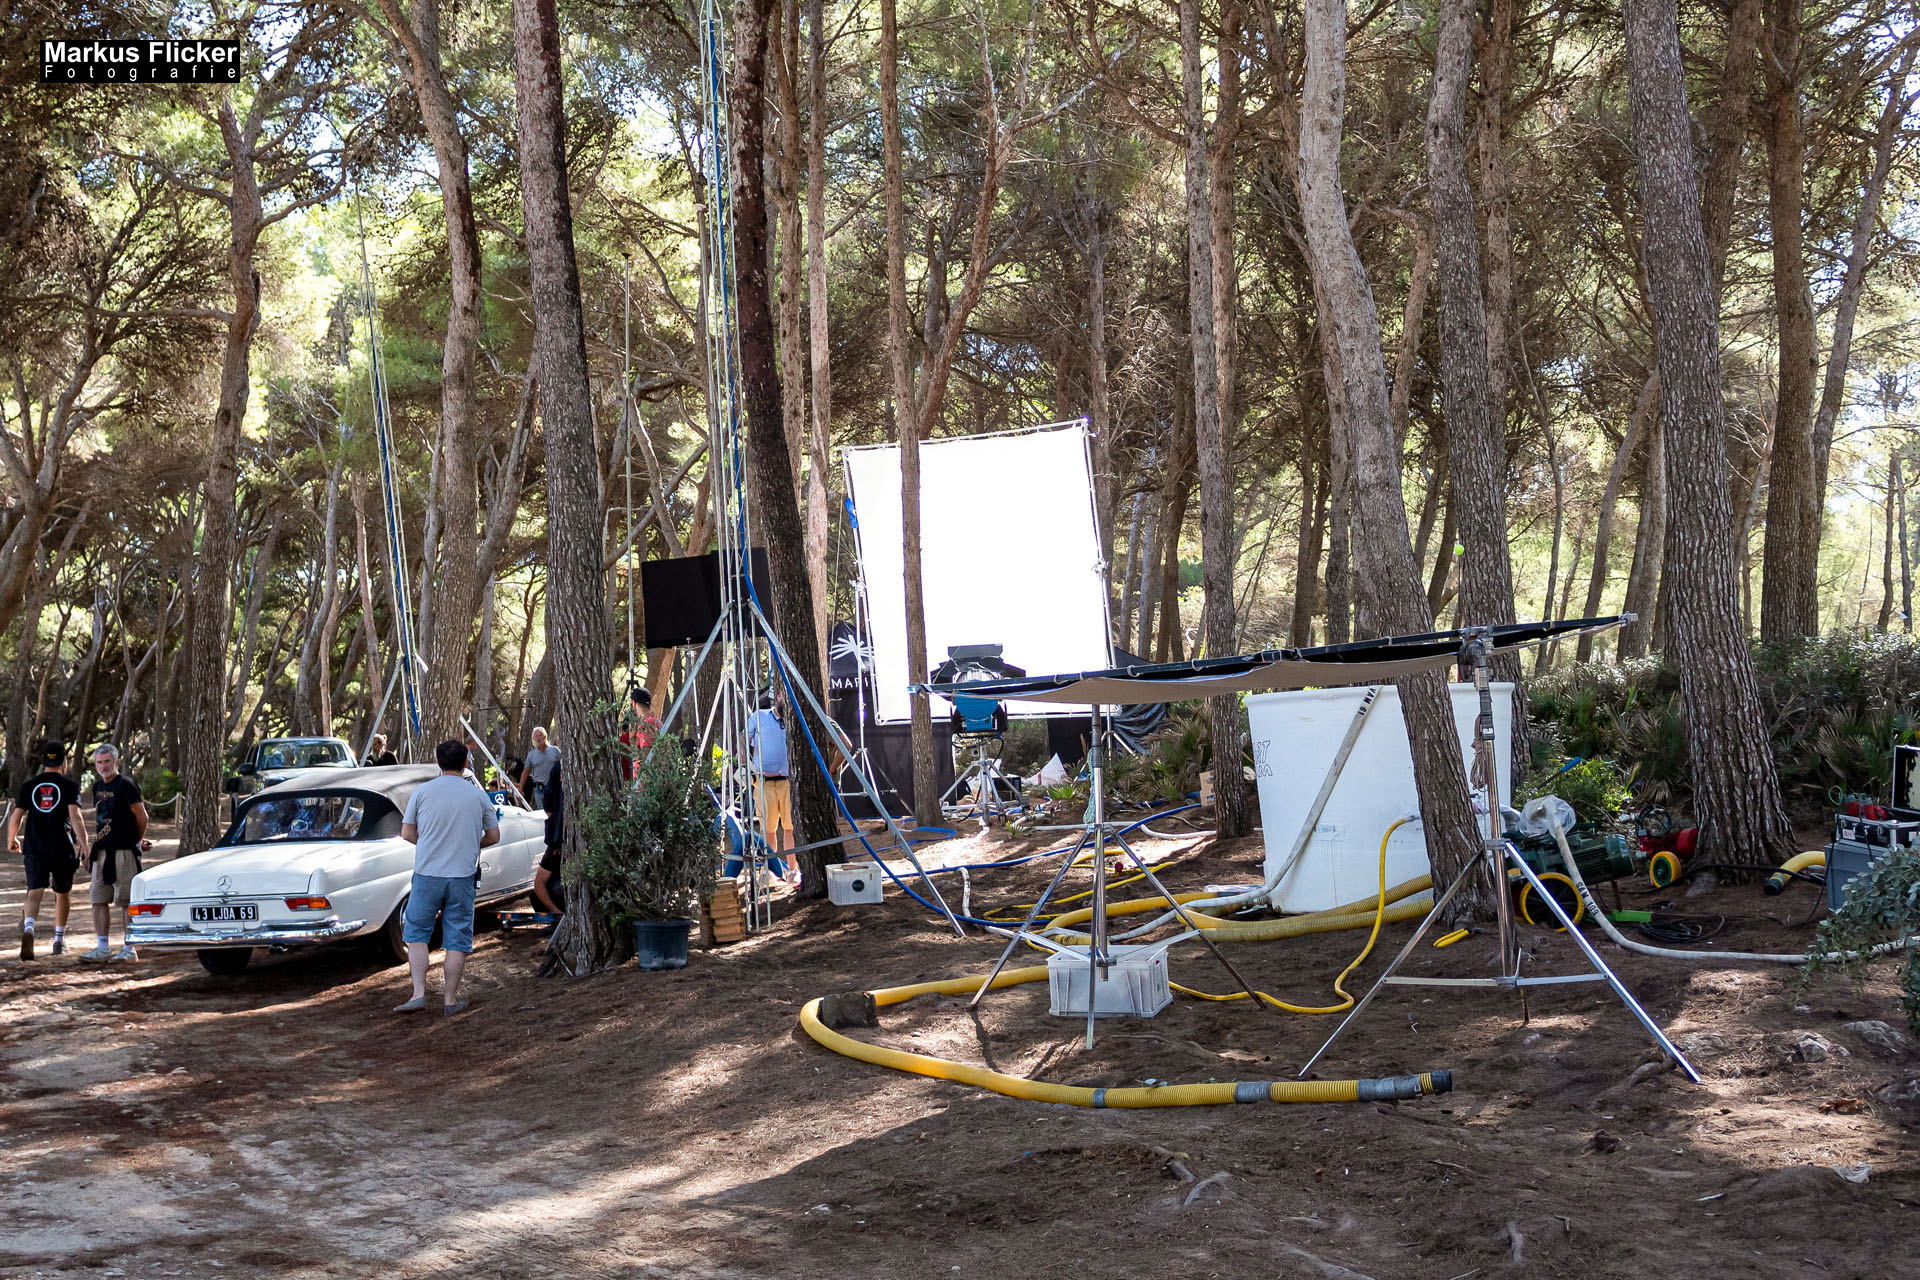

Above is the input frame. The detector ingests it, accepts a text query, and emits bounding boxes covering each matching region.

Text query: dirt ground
[3,815,1918,1279]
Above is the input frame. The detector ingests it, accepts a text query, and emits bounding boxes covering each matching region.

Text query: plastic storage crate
[1047,943,1173,1019]
[827,861,885,906]
[1826,838,1892,913]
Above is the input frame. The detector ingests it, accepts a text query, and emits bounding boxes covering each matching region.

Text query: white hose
[1538,800,1911,967]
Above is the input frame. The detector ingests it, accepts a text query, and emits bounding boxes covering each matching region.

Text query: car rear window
[222,792,401,845]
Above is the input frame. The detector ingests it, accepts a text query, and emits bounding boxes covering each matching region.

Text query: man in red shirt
[618,685,662,780]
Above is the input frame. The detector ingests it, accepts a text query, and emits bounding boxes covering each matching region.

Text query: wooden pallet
[702,880,747,946]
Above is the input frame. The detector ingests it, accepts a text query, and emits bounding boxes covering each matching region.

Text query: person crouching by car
[531,763,566,955]
[394,740,499,1017]
[7,739,90,960]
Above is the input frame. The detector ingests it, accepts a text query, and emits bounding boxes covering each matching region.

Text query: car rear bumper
[126,918,368,950]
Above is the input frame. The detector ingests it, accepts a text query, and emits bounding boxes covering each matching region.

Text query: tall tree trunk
[733,0,838,889]
[1882,450,1899,631]
[804,0,833,678]
[1758,0,1819,640]
[1087,208,1115,583]
[878,0,939,827]
[351,474,385,747]
[294,459,346,735]
[1290,433,1327,647]
[1701,0,1763,290]
[1809,46,1915,583]
[375,0,488,745]
[1427,0,1523,736]
[513,0,625,971]
[183,96,265,856]
[1474,0,1516,441]
[1181,0,1249,836]
[1622,0,1793,867]
[1577,371,1654,659]
[1898,450,1913,632]
[772,0,808,506]
[1298,0,1483,918]
[1618,418,1665,659]
[1389,222,1434,447]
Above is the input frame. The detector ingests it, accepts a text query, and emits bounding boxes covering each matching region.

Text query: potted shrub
[575,728,719,970]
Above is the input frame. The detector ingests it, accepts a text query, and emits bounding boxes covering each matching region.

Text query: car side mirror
[237,762,258,777]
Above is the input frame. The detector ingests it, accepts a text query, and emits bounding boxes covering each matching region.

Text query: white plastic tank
[1246,683,1514,912]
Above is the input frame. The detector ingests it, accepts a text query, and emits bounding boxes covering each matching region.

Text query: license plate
[192,904,258,923]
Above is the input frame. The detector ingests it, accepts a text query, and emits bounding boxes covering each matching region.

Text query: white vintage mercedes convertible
[127,765,549,975]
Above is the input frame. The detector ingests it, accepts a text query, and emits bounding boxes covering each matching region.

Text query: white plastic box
[1245,683,1514,913]
[827,861,885,906]
[1046,943,1173,1018]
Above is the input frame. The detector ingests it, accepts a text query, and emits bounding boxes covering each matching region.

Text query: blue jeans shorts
[403,872,478,953]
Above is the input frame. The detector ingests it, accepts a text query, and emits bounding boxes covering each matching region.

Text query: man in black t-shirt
[6,740,90,960]
[81,743,149,963]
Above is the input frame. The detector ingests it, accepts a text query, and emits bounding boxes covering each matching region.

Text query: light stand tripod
[940,730,1022,823]
[967,704,1271,1047]
[1299,629,1700,1082]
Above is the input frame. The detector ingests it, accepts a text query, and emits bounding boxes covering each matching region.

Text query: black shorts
[23,852,78,895]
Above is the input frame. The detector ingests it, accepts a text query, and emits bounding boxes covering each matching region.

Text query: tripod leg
[1110,833,1274,1014]
[967,829,1090,1011]
[1505,847,1702,1083]
[1296,855,1479,1078]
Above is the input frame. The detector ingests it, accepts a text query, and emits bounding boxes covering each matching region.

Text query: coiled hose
[799,971,1451,1107]
[800,819,1454,1107]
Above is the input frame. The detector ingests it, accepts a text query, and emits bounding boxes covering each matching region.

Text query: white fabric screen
[844,422,1114,722]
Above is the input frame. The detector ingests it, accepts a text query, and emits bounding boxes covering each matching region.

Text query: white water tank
[1245,683,1513,912]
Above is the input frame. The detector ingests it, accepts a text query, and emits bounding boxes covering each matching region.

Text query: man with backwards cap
[6,740,91,960]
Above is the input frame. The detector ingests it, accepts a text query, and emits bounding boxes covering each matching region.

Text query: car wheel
[196,948,253,976]
[377,898,410,964]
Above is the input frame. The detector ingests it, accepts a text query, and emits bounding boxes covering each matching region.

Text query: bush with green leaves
[572,729,719,925]
[1530,634,1920,826]
[1801,847,1920,1037]
[1516,755,1630,829]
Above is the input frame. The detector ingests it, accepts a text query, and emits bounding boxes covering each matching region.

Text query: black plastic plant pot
[634,918,693,970]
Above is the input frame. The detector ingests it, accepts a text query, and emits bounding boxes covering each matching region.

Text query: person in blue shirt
[745,694,795,879]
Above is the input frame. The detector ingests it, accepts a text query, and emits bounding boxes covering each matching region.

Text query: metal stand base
[1300,630,1700,1084]
[942,745,1021,822]
[968,706,1267,1048]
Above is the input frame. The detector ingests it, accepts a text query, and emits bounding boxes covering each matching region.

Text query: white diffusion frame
[843,421,1114,723]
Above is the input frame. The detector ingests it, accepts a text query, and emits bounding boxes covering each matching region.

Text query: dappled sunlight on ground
[2,823,1917,1277]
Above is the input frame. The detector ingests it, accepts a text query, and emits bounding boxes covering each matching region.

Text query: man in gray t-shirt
[520,727,559,810]
[394,741,500,1016]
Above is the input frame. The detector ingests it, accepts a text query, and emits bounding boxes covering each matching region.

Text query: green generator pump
[1501,824,1641,926]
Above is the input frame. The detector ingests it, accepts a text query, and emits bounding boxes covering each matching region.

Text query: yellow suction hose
[799,818,1457,1107]
[799,975,1451,1107]
[1763,850,1824,895]
[1171,817,1414,1013]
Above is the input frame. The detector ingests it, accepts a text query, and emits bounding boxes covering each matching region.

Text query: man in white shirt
[394,740,499,1016]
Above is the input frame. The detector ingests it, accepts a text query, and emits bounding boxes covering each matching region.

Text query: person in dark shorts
[80,743,149,963]
[533,762,565,920]
[6,740,91,960]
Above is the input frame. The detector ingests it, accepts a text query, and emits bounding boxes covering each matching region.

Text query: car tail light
[129,903,164,917]
[283,896,332,911]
